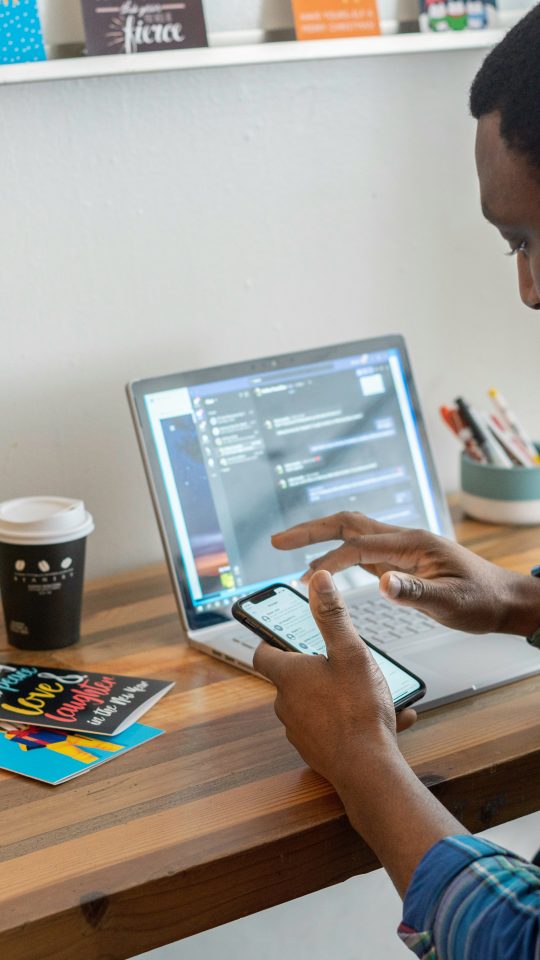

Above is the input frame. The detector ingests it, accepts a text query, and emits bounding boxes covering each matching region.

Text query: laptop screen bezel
[127,335,453,631]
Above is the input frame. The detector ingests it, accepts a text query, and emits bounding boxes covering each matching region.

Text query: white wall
[2,49,540,578]
[3,44,540,958]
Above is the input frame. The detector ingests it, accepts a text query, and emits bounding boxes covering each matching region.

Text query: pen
[488,388,539,464]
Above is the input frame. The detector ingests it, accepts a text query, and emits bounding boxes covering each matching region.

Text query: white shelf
[0,29,504,87]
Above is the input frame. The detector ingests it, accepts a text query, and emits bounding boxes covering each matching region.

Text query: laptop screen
[129,337,451,630]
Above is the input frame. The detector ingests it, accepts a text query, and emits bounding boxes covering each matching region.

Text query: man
[254,8,540,958]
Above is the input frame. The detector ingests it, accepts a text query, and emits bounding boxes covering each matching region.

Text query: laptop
[127,335,540,711]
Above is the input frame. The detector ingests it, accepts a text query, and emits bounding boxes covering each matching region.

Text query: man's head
[470,5,540,308]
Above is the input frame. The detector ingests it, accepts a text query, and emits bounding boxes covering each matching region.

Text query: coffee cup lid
[0,497,94,545]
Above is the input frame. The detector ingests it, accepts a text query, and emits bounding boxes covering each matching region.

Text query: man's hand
[254,568,465,899]
[253,570,416,791]
[271,511,540,636]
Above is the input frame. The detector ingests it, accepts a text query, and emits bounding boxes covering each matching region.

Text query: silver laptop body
[127,336,540,711]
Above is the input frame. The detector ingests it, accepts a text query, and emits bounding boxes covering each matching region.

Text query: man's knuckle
[406,577,425,600]
[316,595,346,619]
[415,529,441,559]
[348,534,368,552]
[412,528,430,548]
[336,510,356,538]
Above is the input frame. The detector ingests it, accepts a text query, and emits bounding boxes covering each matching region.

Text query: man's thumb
[309,570,362,660]
[380,571,437,608]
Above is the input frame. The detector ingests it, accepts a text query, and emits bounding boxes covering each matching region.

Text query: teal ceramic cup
[461,448,540,524]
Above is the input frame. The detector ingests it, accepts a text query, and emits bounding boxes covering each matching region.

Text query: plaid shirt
[398,835,540,959]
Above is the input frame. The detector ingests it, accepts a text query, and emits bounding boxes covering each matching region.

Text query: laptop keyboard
[347,597,438,647]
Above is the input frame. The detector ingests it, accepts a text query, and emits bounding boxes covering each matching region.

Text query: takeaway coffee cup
[0,497,94,650]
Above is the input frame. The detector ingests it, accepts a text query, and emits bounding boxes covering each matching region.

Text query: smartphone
[232,582,426,711]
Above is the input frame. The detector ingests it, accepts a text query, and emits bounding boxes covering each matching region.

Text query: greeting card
[0,720,163,784]
[0,662,173,735]
[291,0,380,40]
[0,0,46,65]
[80,0,208,57]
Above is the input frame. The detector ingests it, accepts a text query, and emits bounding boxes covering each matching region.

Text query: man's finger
[252,640,290,686]
[286,531,419,581]
[396,708,418,733]
[302,543,369,580]
[271,512,392,551]
[300,540,400,584]
[309,570,366,662]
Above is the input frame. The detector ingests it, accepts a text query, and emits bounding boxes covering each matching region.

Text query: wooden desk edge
[1,500,540,960]
[1,739,538,960]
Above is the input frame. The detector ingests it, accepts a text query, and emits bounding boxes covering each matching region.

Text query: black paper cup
[0,497,94,651]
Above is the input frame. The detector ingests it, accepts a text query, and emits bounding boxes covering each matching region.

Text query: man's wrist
[497,572,540,636]
[328,738,465,898]
[330,734,405,824]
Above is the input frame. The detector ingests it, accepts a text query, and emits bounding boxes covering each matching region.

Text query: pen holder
[461,447,540,525]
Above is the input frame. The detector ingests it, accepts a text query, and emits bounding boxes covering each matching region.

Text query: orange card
[292,0,380,40]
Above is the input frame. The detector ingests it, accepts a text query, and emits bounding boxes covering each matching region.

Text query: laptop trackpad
[397,631,540,711]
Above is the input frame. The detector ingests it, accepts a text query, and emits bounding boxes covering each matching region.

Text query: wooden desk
[1,506,539,960]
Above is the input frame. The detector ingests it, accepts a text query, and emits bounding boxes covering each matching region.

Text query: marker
[439,406,485,461]
[455,397,499,464]
[440,405,458,433]
[448,408,486,461]
[474,409,513,467]
[489,389,539,464]
[487,414,534,467]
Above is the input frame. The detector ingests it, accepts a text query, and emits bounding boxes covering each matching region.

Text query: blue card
[0,0,46,65]
[0,721,163,784]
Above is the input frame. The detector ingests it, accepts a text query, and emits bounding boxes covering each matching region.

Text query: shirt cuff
[397,835,525,957]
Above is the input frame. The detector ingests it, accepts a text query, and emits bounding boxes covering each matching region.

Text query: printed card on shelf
[0,662,174,735]
[0,0,46,65]
[80,0,208,57]
[0,720,163,784]
[291,0,380,40]
[418,0,497,32]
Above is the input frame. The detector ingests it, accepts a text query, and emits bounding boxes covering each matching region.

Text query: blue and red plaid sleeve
[398,834,540,959]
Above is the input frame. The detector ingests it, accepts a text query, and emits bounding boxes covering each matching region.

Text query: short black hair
[470,4,540,172]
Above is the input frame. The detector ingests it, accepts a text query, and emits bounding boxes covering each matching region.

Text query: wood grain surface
[1,504,539,960]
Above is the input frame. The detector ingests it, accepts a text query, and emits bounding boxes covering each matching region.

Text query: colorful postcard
[0,662,174,735]
[0,0,46,65]
[0,720,163,784]
[80,0,208,57]
[291,0,380,41]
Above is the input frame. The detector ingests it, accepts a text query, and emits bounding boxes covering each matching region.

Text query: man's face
[476,112,540,309]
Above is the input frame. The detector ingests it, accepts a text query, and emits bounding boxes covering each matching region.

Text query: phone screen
[241,584,422,705]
